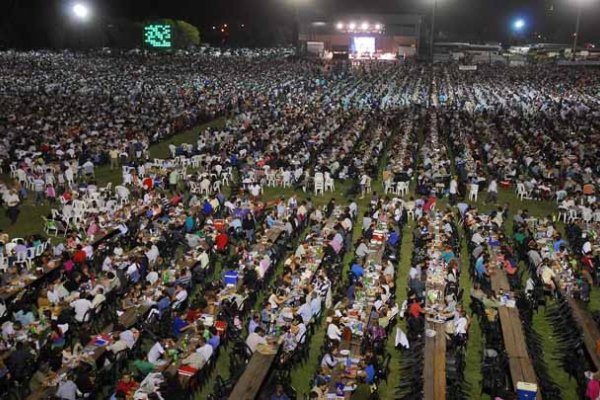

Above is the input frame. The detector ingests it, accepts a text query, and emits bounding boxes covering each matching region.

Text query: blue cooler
[224,271,238,286]
[517,382,537,400]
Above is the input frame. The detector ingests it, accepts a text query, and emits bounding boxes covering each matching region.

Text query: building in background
[298,14,422,59]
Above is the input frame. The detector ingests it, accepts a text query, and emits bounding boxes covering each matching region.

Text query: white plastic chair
[266,172,277,187]
[9,163,18,179]
[200,179,211,196]
[324,176,335,192]
[15,250,28,269]
[516,183,531,200]
[314,177,324,195]
[405,201,415,221]
[397,182,409,197]
[567,209,579,223]
[282,171,292,188]
[384,179,395,195]
[582,208,593,224]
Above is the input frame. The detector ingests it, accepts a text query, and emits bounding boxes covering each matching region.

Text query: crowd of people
[0,49,598,399]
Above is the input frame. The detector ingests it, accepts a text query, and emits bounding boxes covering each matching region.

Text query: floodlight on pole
[429,0,438,61]
[513,18,525,30]
[72,3,90,21]
[571,0,596,59]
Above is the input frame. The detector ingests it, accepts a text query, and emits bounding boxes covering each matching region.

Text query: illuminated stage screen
[352,37,375,54]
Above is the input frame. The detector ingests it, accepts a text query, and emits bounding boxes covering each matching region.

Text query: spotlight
[375,23,382,30]
[361,22,369,30]
[336,22,344,30]
[348,22,356,30]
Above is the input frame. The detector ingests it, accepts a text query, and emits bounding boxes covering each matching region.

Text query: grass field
[1,118,594,400]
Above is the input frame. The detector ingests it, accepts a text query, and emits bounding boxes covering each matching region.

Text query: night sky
[2,0,599,48]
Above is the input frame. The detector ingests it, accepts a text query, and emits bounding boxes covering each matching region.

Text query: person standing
[449,176,459,205]
[5,189,20,225]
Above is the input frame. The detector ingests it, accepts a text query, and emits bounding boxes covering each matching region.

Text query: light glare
[513,19,525,30]
[72,3,90,20]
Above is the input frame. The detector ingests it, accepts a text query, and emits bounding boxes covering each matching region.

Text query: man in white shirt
[246,327,268,353]
[147,341,166,364]
[197,250,210,269]
[146,244,159,265]
[196,336,214,363]
[486,178,498,203]
[70,295,93,322]
[55,378,80,400]
[471,229,485,246]
[326,318,342,342]
[172,285,188,309]
[355,239,374,259]
[449,176,458,205]
[146,268,159,285]
[91,288,106,309]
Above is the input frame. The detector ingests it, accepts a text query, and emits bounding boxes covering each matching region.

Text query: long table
[229,208,342,399]
[423,322,447,400]
[490,250,540,398]
[327,222,388,399]
[227,347,280,400]
[422,215,448,400]
[564,296,600,371]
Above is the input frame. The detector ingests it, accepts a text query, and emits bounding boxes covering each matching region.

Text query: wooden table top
[228,347,279,400]
[491,267,540,399]
[423,322,446,400]
[565,296,600,371]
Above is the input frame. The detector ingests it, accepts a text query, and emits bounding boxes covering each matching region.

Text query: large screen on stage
[352,36,375,54]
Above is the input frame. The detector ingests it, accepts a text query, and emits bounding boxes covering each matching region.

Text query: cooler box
[178,365,198,377]
[517,382,538,400]
[224,270,238,286]
[371,230,385,244]
[214,219,226,232]
[500,180,511,188]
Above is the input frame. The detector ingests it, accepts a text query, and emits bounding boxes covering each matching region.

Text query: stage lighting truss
[336,22,384,34]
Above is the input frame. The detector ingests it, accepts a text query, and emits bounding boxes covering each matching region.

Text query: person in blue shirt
[157,291,171,317]
[351,263,364,279]
[184,215,195,233]
[208,327,221,350]
[202,200,213,216]
[248,314,260,333]
[365,362,376,384]
[388,231,400,247]
[553,234,565,252]
[172,312,189,338]
[475,254,488,279]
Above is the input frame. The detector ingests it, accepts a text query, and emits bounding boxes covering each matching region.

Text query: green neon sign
[144,24,172,48]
